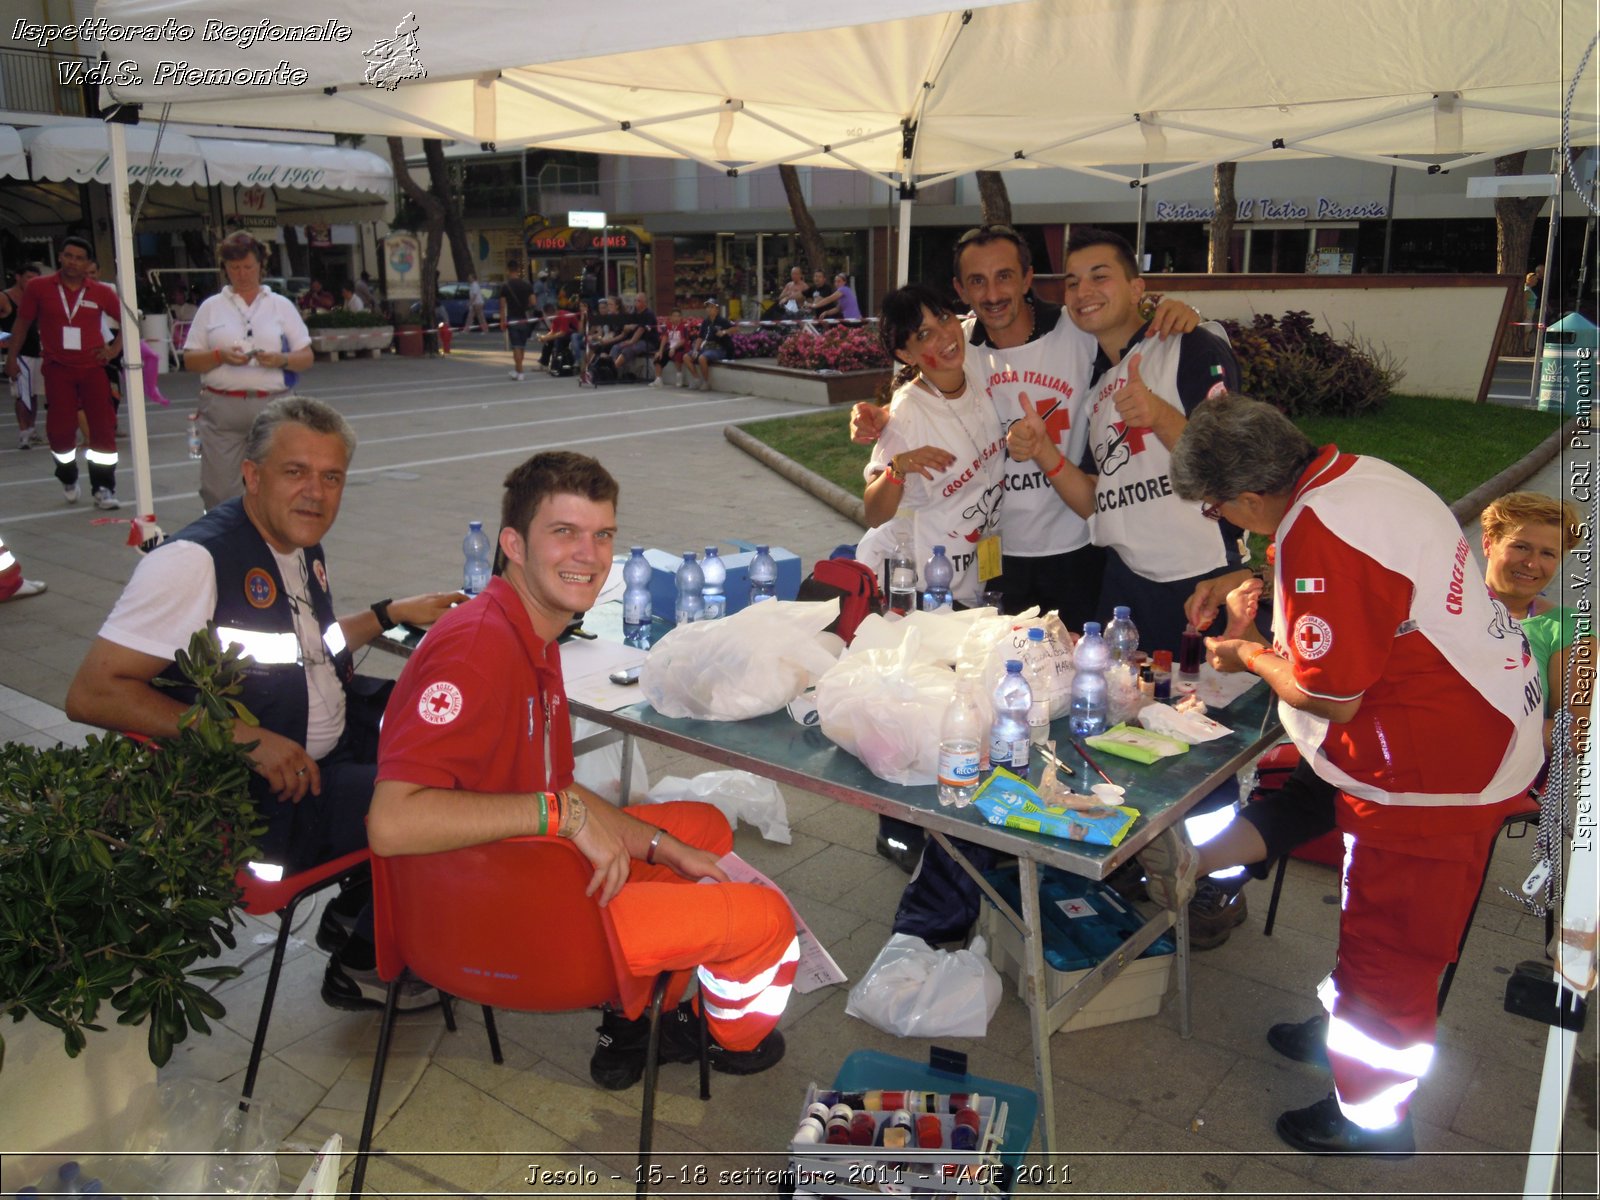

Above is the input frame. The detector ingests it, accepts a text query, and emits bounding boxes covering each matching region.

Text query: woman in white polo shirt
[183,233,314,509]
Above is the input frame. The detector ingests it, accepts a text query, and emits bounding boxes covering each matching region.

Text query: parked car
[436,281,500,328]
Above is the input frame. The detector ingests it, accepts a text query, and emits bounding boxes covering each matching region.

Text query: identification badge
[61,326,82,351]
[976,533,1002,582]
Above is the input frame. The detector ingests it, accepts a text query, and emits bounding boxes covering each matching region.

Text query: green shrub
[0,630,262,1071]
[1219,310,1404,418]
[304,308,388,330]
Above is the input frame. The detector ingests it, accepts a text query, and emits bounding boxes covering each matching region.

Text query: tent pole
[1134,163,1149,267]
[1528,150,1561,405]
[107,120,155,534]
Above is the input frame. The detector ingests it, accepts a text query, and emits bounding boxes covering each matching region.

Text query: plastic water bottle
[462,520,492,595]
[1069,621,1110,736]
[887,536,917,615]
[921,545,954,611]
[622,547,653,645]
[989,660,1032,773]
[187,413,202,459]
[674,551,704,624]
[937,674,983,807]
[1105,605,1140,666]
[1023,627,1054,743]
[701,547,727,619]
[749,545,778,604]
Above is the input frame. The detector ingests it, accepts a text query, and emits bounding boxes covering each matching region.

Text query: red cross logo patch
[417,681,464,725]
[1292,613,1333,661]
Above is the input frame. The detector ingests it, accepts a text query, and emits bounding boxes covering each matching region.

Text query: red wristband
[1042,455,1066,479]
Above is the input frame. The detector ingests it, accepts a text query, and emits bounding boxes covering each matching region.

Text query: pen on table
[1071,740,1117,788]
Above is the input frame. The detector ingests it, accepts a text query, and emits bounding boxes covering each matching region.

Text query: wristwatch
[370,599,396,631]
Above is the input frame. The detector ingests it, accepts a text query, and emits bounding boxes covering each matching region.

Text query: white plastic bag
[643,770,791,843]
[964,610,1076,718]
[572,717,650,802]
[845,933,1003,1038]
[815,626,956,785]
[640,600,842,720]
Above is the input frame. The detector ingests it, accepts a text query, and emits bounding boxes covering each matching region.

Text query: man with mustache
[66,397,460,1010]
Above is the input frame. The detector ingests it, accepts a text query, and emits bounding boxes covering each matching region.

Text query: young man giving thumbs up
[1005,227,1249,654]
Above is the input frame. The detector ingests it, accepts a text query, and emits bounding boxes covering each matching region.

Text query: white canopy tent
[80,0,1597,1176]
[87,0,1593,523]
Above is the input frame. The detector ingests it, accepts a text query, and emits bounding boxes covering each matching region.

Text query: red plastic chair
[350,836,709,1200]
[237,849,371,1101]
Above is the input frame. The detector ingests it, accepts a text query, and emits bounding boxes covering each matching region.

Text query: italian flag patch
[1295,578,1325,593]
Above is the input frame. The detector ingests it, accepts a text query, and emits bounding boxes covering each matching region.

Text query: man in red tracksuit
[1167,395,1545,1156]
[370,450,796,1090]
[5,237,123,509]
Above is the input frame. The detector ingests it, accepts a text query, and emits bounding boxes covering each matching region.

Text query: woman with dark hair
[182,232,314,509]
[855,284,1004,605]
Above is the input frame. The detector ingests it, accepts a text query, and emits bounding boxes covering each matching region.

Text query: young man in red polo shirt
[370,451,796,1090]
[5,236,123,508]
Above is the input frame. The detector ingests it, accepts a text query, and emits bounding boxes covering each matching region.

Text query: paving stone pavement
[2,336,1593,1197]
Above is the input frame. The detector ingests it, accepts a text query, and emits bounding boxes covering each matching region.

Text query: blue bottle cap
[705,547,717,556]
[682,551,696,561]
[1083,621,1102,635]
[1027,627,1044,641]
[934,545,946,554]
[631,545,643,554]
[756,544,770,553]
[1005,659,1022,673]
[1114,605,1131,619]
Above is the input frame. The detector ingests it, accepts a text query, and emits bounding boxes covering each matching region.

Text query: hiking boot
[1276,1095,1414,1157]
[1268,1013,1331,1067]
[589,1001,785,1091]
[1138,824,1199,910]
[1188,878,1249,950]
[320,957,440,1013]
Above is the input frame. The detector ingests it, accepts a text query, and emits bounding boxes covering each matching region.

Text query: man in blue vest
[66,397,460,1007]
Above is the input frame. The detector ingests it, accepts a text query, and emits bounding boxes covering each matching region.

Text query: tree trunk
[424,138,474,281]
[976,171,1012,226]
[778,164,828,275]
[1494,151,1546,275]
[1209,162,1237,272]
[388,136,445,338]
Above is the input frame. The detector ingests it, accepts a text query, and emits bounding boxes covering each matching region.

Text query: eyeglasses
[1201,499,1228,522]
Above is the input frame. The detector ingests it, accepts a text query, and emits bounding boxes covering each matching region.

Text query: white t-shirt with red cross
[967,304,1098,558]
[861,365,1004,605]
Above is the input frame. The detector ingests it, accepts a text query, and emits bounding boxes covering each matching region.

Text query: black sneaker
[1268,1013,1331,1067]
[320,957,440,1013]
[1276,1094,1414,1157]
[1187,878,1248,950]
[589,1001,786,1091]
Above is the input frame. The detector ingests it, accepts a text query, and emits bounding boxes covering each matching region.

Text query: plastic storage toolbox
[979,864,1174,1034]
[788,1049,1036,1198]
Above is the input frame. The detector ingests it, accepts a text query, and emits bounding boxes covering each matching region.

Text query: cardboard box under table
[789,1049,1037,1198]
[980,865,1174,1034]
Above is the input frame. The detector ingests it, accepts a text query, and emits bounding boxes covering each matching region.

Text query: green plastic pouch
[1085,723,1189,764]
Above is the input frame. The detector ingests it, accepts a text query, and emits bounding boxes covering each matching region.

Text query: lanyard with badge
[917,373,1003,581]
[58,284,87,352]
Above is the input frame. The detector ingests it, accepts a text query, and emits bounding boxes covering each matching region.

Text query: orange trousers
[606,801,798,1051]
